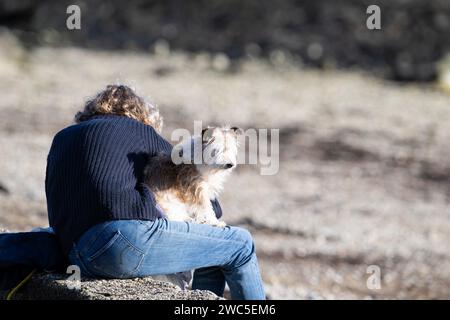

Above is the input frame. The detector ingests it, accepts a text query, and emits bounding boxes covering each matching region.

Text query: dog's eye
[179,149,183,157]
[210,149,217,157]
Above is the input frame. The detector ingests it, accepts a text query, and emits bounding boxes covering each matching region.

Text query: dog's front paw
[210,220,227,228]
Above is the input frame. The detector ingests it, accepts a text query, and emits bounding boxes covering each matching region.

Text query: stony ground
[6,273,221,300]
[1,32,450,299]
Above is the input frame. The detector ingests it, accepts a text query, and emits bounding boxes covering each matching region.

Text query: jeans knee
[230,227,255,267]
[237,227,254,251]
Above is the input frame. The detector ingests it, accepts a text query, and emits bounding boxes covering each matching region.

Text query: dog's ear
[202,127,214,141]
[230,127,243,135]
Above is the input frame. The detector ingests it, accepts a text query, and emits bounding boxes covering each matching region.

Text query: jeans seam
[71,245,95,278]
[88,231,145,278]
[80,221,115,253]
[87,231,122,261]
[117,230,145,256]
[116,231,146,276]
[132,252,146,276]
[140,228,163,256]
[158,228,250,246]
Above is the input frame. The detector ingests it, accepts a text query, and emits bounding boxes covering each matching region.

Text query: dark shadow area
[1,0,449,81]
[127,152,150,182]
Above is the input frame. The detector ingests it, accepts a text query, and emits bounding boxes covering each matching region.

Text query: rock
[8,273,222,300]
[150,272,193,291]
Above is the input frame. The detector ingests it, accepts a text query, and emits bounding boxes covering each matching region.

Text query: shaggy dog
[144,126,241,227]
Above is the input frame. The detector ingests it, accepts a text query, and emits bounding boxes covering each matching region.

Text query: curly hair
[75,85,163,132]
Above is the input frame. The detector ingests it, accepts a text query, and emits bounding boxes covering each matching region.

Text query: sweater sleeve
[142,125,173,156]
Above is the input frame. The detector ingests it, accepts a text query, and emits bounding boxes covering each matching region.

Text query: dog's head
[173,126,242,170]
[201,126,242,170]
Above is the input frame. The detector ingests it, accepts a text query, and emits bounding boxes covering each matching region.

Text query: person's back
[46,114,171,254]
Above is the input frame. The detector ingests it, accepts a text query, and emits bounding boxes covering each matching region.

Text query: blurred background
[1,0,450,299]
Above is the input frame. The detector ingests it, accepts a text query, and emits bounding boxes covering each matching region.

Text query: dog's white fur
[144,126,241,227]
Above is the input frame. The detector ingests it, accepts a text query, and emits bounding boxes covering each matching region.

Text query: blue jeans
[68,219,265,300]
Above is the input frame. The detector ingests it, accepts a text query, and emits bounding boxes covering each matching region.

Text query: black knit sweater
[46,115,222,254]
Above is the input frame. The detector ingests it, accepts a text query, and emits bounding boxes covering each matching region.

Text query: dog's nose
[224,163,235,169]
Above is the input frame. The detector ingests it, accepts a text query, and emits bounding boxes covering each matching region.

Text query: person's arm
[211,198,222,219]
